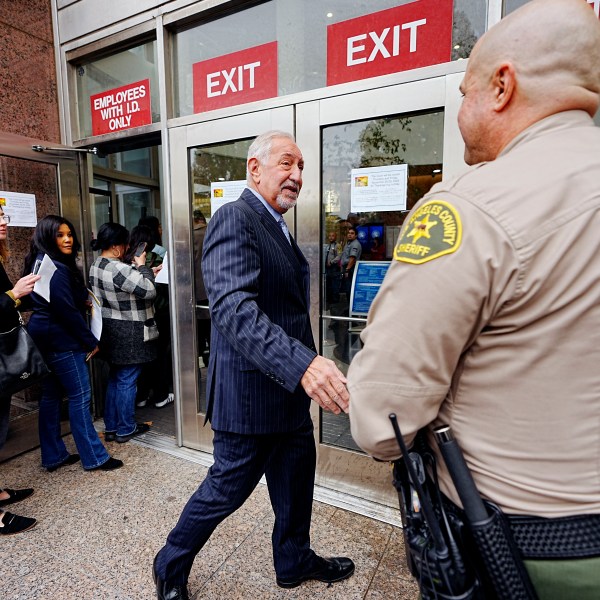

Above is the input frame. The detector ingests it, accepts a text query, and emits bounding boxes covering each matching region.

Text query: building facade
[2,0,599,518]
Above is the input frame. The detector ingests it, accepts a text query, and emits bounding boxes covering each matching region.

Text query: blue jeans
[39,351,110,470]
[104,364,142,437]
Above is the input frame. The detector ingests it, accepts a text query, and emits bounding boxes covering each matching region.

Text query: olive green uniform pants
[525,556,600,599]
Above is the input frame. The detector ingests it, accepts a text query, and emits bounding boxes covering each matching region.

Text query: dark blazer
[202,189,318,434]
[27,258,97,354]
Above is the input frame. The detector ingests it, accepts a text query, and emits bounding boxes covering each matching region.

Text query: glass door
[169,106,295,452]
[169,73,465,513]
[0,133,86,461]
[296,73,465,511]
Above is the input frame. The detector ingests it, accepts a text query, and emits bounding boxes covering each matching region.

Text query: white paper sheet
[32,254,56,302]
[155,253,169,284]
[210,180,246,214]
[0,190,38,227]
[350,164,408,213]
[88,290,103,340]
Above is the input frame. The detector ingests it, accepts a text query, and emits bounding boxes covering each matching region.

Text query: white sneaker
[155,393,174,408]
[136,398,148,408]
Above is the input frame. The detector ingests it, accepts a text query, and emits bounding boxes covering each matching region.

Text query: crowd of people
[0,211,176,536]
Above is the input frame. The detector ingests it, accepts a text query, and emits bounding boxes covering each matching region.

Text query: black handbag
[0,315,50,396]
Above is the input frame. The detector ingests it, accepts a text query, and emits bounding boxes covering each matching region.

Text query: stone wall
[0,0,61,413]
[0,0,61,281]
[0,0,60,141]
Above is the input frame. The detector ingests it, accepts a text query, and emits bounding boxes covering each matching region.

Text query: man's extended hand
[301,355,349,414]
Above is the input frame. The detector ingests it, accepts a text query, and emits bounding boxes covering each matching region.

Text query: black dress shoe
[0,487,34,507]
[276,555,355,588]
[153,554,190,600]
[0,511,37,535]
[46,454,80,472]
[116,423,150,443]
[87,457,124,471]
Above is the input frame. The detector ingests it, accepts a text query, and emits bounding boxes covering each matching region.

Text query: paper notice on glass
[210,180,246,214]
[32,254,56,302]
[0,190,38,227]
[155,253,169,284]
[88,290,103,340]
[350,165,408,213]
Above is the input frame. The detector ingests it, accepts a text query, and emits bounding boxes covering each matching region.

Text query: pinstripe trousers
[155,421,317,585]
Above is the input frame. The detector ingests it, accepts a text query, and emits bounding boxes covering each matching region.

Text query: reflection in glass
[0,157,58,460]
[503,0,531,16]
[89,147,161,236]
[115,148,153,177]
[91,192,111,239]
[189,139,252,413]
[321,109,444,451]
[75,41,159,139]
[115,184,152,230]
[190,140,252,221]
[172,0,486,117]
[452,0,487,60]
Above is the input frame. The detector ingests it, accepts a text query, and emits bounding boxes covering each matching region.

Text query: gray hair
[246,130,296,182]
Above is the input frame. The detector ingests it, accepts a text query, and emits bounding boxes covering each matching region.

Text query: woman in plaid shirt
[89,223,158,444]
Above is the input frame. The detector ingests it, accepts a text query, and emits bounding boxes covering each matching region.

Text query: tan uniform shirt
[348,111,600,517]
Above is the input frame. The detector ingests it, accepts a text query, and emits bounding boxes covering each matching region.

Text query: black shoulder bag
[0,314,50,396]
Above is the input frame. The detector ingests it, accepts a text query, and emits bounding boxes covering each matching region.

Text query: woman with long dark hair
[24,215,122,472]
[125,225,173,410]
[137,216,166,258]
[0,207,38,534]
[89,222,157,443]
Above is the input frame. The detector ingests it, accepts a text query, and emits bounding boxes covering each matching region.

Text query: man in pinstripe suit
[154,131,355,599]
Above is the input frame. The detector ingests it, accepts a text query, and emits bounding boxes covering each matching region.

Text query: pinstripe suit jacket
[202,189,318,434]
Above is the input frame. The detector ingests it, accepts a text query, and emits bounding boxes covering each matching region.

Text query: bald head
[459,0,600,164]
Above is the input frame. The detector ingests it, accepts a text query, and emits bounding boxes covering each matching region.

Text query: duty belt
[508,513,600,560]
[442,494,600,560]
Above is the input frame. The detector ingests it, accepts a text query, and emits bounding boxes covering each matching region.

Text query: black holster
[392,439,482,600]
[391,430,537,600]
[440,495,538,600]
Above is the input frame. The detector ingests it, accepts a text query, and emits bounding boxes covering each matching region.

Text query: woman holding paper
[23,215,123,472]
[89,222,157,444]
[122,225,172,409]
[0,206,39,535]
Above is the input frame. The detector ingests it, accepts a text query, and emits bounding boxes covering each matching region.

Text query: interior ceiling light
[327,12,333,18]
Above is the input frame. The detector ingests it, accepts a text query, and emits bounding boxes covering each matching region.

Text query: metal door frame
[169,106,295,452]
[0,132,88,462]
[295,73,464,508]
[168,72,465,510]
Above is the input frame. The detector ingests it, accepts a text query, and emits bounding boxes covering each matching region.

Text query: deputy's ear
[248,157,261,183]
[492,62,516,112]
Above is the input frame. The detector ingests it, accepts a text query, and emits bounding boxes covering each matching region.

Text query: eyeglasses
[0,215,10,224]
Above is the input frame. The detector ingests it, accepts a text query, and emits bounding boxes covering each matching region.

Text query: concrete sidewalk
[2,434,418,599]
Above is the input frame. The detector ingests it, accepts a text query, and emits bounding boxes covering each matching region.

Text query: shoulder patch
[394,200,462,264]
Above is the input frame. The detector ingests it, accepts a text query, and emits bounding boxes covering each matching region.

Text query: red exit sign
[327,0,453,86]
[193,42,278,113]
